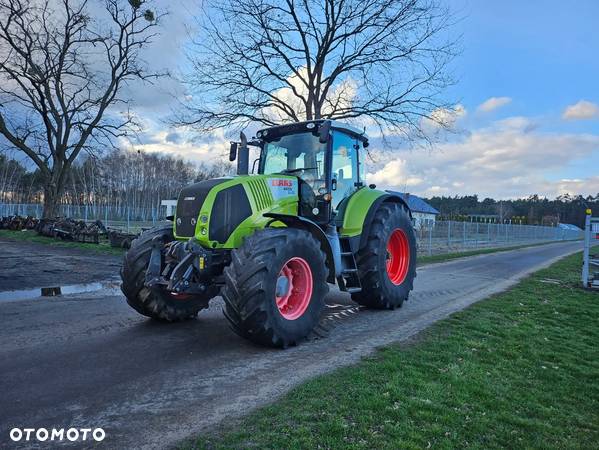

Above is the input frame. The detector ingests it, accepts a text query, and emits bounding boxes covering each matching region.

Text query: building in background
[468,213,500,223]
[389,191,439,229]
[161,199,177,217]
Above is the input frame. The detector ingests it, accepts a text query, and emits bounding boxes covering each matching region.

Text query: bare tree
[180,0,457,142]
[496,201,514,223]
[0,0,162,218]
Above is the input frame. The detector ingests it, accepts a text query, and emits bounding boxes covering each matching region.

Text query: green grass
[187,253,599,449]
[0,229,124,256]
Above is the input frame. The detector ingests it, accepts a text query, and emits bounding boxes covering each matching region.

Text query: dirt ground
[0,238,122,291]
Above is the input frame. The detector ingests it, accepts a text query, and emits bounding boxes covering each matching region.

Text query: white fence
[415,220,581,256]
[1,203,582,253]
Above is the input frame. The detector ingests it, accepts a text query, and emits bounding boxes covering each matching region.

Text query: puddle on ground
[0,280,120,302]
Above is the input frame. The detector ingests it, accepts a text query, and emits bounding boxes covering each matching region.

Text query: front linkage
[145,236,226,299]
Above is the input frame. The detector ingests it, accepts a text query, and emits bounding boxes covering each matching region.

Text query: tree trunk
[42,184,61,219]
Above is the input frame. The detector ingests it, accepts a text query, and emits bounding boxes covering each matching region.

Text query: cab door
[331,131,361,212]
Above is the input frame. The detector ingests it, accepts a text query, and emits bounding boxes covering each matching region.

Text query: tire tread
[351,203,417,309]
[222,228,328,347]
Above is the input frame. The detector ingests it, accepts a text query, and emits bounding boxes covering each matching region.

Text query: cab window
[331,131,359,209]
[261,132,326,195]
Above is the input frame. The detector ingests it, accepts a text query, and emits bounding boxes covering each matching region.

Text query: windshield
[260,132,327,193]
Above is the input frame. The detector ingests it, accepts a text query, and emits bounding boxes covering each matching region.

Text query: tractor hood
[173,175,299,248]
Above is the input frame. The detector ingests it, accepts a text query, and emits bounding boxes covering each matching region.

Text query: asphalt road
[0,240,584,449]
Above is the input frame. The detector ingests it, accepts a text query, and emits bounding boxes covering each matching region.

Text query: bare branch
[0,0,163,217]
[177,0,458,140]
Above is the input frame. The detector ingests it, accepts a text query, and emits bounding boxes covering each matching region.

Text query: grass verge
[188,253,598,449]
[0,229,123,256]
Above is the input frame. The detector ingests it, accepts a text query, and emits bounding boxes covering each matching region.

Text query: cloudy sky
[126,0,599,199]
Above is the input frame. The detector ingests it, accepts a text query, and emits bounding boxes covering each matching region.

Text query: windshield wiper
[279,167,317,174]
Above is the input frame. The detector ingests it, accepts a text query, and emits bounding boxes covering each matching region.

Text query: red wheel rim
[386,228,410,285]
[275,257,313,320]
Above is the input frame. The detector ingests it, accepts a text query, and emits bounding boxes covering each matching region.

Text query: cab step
[337,236,362,293]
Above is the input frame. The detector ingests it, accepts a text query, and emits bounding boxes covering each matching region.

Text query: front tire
[351,203,417,309]
[222,228,328,348]
[120,223,210,321]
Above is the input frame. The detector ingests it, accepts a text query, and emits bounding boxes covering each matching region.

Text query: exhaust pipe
[237,131,249,175]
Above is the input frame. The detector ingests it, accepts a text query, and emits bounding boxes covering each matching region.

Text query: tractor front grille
[209,184,252,243]
[175,178,229,238]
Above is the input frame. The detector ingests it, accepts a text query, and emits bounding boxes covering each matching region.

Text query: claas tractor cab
[120,120,417,347]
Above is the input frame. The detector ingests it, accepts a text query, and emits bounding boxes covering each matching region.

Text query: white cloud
[562,100,599,120]
[263,70,360,124]
[421,104,467,132]
[413,104,468,144]
[552,177,599,196]
[368,160,424,189]
[365,116,599,198]
[477,97,512,113]
[119,119,230,166]
[262,67,309,123]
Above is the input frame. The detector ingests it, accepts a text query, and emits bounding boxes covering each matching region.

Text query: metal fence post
[582,213,591,286]
[463,221,466,249]
[447,221,451,252]
[428,224,432,256]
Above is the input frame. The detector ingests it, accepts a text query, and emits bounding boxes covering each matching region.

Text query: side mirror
[318,120,331,144]
[229,142,238,162]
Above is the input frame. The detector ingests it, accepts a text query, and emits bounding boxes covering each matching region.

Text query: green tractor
[120,120,417,347]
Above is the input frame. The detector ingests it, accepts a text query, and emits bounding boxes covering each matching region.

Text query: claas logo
[271,179,293,187]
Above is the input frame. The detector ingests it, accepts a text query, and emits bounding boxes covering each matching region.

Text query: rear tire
[120,223,209,321]
[222,228,328,348]
[351,203,417,309]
